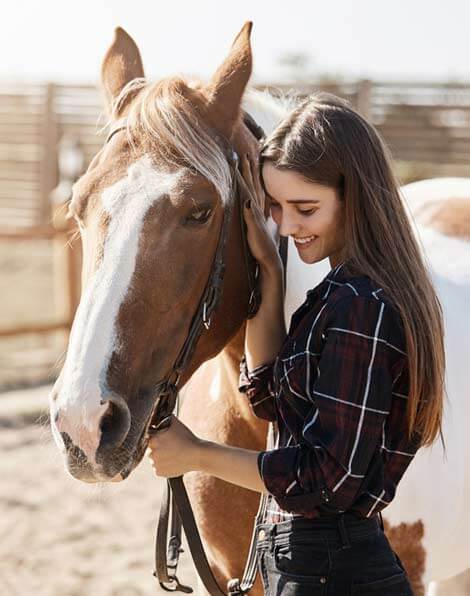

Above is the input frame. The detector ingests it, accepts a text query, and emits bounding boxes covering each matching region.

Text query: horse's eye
[188,208,212,224]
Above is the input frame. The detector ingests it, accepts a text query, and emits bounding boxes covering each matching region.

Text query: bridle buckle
[202,302,211,329]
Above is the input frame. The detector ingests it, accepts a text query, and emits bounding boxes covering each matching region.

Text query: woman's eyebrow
[266,192,320,204]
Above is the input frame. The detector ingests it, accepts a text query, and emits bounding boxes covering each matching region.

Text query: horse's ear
[101,27,145,117]
[206,22,253,139]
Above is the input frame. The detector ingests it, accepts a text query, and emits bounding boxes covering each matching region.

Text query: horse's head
[49,24,264,482]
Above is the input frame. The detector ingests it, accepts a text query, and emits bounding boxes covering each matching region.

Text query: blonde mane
[110,77,231,203]
[108,78,294,204]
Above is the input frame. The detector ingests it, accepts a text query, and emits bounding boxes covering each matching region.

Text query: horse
[401,177,470,241]
[48,23,470,595]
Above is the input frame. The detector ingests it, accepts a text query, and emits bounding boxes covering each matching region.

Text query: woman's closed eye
[270,202,317,216]
[298,207,317,216]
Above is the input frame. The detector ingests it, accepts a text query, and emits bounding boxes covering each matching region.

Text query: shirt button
[320,576,327,584]
[258,529,266,540]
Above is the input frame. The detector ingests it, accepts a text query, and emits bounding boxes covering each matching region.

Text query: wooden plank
[0,207,41,221]
[0,150,42,162]
[0,169,40,182]
[0,225,56,239]
[0,320,69,338]
[0,113,41,125]
[39,83,58,226]
[0,199,38,210]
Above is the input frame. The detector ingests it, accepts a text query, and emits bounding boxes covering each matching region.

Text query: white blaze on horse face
[51,155,181,467]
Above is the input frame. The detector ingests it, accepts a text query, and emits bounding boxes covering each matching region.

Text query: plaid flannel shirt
[239,260,421,522]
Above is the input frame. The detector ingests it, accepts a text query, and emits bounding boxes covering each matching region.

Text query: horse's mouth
[118,395,163,480]
[61,394,164,482]
[119,430,150,480]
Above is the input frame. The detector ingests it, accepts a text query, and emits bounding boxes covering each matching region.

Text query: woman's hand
[240,155,282,273]
[147,415,202,478]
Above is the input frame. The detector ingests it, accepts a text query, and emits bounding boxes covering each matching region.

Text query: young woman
[147,93,445,594]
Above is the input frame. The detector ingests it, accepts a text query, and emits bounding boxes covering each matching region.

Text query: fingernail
[245,199,251,209]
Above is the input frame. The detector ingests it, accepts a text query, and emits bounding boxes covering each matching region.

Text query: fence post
[40,83,58,226]
[50,136,84,332]
[357,79,372,121]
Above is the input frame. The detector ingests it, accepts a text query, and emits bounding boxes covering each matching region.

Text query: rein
[105,111,287,595]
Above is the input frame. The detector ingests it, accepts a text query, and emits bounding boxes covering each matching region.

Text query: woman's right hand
[240,155,282,272]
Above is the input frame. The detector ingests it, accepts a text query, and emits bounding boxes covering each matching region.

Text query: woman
[147,93,445,594]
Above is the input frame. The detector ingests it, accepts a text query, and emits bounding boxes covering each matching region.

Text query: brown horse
[49,23,276,593]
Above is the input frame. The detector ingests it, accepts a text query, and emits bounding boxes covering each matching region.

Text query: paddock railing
[1,79,469,341]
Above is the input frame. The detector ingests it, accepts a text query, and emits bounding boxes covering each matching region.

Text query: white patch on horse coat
[209,365,221,402]
[401,177,470,231]
[52,155,181,465]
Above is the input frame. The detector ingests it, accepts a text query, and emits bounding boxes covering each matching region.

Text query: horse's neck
[216,324,253,418]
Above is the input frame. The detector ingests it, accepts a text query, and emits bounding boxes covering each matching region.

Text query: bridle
[105,111,287,595]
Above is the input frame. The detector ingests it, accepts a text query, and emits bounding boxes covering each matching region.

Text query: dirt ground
[0,385,198,596]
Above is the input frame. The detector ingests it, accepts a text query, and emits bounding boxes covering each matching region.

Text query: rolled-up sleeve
[257,295,407,517]
[238,355,278,422]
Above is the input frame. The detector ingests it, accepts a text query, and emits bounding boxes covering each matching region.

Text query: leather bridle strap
[105,109,284,595]
[148,129,261,595]
[149,117,288,595]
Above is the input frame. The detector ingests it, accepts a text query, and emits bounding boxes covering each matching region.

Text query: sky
[1,0,469,84]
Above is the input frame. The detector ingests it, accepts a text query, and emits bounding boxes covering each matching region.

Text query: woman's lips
[293,235,317,249]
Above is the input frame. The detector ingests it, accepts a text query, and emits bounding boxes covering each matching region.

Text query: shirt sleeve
[257,295,407,516]
[238,354,278,422]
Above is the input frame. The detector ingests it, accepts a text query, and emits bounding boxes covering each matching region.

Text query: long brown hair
[260,92,445,447]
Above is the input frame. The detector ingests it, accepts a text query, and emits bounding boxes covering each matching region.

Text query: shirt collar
[324,258,351,282]
[304,258,352,304]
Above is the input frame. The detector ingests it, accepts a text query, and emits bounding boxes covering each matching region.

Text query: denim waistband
[256,512,381,551]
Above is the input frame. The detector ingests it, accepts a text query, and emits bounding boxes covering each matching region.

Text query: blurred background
[0,1,469,594]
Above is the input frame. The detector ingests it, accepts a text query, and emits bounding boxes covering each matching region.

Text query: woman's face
[261,161,346,267]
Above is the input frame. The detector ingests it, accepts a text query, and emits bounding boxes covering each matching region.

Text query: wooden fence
[1,79,470,340]
[1,79,470,230]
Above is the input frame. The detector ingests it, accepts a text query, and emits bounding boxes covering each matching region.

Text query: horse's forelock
[108,76,232,205]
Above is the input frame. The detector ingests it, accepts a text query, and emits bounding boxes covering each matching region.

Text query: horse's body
[49,24,470,596]
[402,177,470,240]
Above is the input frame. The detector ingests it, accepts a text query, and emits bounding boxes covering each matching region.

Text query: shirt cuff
[238,354,278,421]
[238,354,276,393]
[258,446,334,516]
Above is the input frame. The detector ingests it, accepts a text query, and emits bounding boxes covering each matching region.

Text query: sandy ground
[0,385,198,596]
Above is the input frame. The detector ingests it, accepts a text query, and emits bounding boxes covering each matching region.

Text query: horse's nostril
[99,394,131,450]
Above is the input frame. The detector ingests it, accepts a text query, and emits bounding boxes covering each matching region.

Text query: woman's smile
[293,234,317,249]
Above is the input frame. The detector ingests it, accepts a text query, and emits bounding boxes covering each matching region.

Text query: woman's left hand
[147,415,202,478]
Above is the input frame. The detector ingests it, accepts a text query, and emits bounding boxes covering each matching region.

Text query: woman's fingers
[241,155,254,188]
[240,155,264,212]
[249,157,266,214]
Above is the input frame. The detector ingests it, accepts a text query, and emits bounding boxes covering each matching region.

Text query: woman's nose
[277,216,299,238]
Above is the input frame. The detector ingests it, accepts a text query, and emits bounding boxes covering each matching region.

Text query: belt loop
[337,514,351,550]
[269,523,277,554]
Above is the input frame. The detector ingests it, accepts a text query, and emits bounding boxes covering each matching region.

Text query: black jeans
[255,512,413,595]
